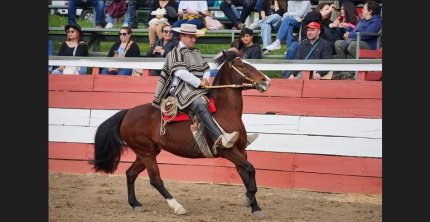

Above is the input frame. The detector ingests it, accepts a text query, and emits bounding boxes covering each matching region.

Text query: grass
[49,14,285,77]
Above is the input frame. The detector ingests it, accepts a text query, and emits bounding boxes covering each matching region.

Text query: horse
[91,49,271,219]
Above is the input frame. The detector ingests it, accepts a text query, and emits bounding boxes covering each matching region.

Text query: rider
[152,24,239,149]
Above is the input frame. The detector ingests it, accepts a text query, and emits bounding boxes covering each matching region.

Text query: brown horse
[91,50,271,219]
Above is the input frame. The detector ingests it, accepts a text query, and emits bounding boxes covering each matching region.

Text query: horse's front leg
[126,158,146,211]
[141,155,187,215]
[222,149,265,219]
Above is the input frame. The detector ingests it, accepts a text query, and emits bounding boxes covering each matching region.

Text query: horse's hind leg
[126,158,146,211]
[140,155,187,215]
[222,149,265,219]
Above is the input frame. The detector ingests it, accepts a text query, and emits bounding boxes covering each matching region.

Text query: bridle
[204,57,258,89]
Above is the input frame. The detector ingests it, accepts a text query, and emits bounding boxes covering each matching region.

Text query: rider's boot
[193,100,239,149]
[246,133,259,146]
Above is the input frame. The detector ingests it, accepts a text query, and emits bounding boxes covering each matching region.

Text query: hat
[172,24,204,35]
[306,22,320,30]
[64,23,82,34]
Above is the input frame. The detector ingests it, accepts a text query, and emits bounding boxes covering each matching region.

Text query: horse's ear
[222,50,227,58]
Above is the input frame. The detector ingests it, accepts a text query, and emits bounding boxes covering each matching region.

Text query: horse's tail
[90,109,129,174]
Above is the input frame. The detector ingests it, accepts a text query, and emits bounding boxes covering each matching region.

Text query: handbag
[63,45,80,75]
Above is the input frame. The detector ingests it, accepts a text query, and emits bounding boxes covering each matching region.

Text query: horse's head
[214,50,271,92]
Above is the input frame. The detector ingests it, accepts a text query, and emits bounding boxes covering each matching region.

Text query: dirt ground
[49,172,381,222]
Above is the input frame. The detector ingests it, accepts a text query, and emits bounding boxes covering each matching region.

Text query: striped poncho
[152,46,210,110]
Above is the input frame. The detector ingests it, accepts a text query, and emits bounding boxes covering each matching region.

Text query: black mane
[214,49,241,67]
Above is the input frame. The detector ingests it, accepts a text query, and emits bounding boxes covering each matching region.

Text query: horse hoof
[252,210,266,219]
[174,207,187,215]
[242,195,251,207]
[133,206,143,212]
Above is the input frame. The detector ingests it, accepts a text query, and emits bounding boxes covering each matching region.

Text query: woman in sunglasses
[146,24,179,75]
[51,23,89,75]
[101,26,141,75]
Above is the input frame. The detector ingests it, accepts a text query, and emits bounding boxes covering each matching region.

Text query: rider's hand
[200,78,209,88]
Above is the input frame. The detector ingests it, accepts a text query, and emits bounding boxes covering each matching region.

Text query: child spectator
[329,1,359,39]
[100,27,141,75]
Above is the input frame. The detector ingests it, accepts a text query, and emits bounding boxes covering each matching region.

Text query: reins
[205,57,257,89]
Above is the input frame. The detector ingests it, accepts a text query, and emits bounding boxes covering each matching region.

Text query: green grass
[49,14,285,77]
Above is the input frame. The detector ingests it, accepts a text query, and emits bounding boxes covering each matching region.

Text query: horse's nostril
[262,77,267,82]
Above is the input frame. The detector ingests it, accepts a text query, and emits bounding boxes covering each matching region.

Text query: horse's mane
[213,49,241,67]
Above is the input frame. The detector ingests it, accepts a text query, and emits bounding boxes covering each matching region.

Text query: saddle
[162,97,216,122]
[160,96,218,158]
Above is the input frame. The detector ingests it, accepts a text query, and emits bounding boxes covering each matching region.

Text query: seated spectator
[219,0,257,30]
[146,24,179,75]
[105,0,129,29]
[290,1,337,58]
[251,0,286,54]
[334,0,382,59]
[148,0,178,47]
[172,0,209,38]
[240,28,261,59]
[100,27,141,75]
[68,0,105,28]
[329,1,359,39]
[286,22,333,80]
[48,37,54,73]
[51,24,89,75]
[263,0,312,53]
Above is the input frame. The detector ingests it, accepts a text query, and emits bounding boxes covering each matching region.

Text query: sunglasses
[67,30,76,34]
[163,30,173,34]
[118,32,129,36]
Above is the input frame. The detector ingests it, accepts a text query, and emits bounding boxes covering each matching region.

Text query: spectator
[329,1,359,39]
[250,0,286,54]
[263,0,312,54]
[334,0,381,59]
[172,0,209,37]
[240,28,261,59]
[125,0,138,28]
[48,37,54,73]
[100,27,141,75]
[68,0,105,28]
[105,0,129,29]
[287,22,333,80]
[148,0,178,47]
[219,0,257,30]
[51,24,89,75]
[146,24,179,75]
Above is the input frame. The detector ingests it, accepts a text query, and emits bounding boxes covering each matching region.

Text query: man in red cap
[288,21,333,79]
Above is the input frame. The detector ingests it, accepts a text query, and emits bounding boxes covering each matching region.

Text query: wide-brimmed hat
[172,24,204,35]
[64,23,82,34]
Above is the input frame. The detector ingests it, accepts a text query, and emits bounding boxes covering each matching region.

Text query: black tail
[90,109,129,174]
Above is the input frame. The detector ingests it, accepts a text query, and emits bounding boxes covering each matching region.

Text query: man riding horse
[152,24,240,149]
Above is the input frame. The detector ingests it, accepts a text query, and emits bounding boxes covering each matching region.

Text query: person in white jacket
[264,0,311,52]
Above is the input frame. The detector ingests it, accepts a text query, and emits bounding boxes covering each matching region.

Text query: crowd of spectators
[49,0,382,79]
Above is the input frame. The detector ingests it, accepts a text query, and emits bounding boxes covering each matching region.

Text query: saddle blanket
[163,98,216,122]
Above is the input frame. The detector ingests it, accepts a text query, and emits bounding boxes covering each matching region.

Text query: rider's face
[180,34,197,48]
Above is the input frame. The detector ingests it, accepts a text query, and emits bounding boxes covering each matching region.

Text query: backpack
[108,0,127,18]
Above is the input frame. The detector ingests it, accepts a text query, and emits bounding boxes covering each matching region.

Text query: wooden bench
[48,27,278,52]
